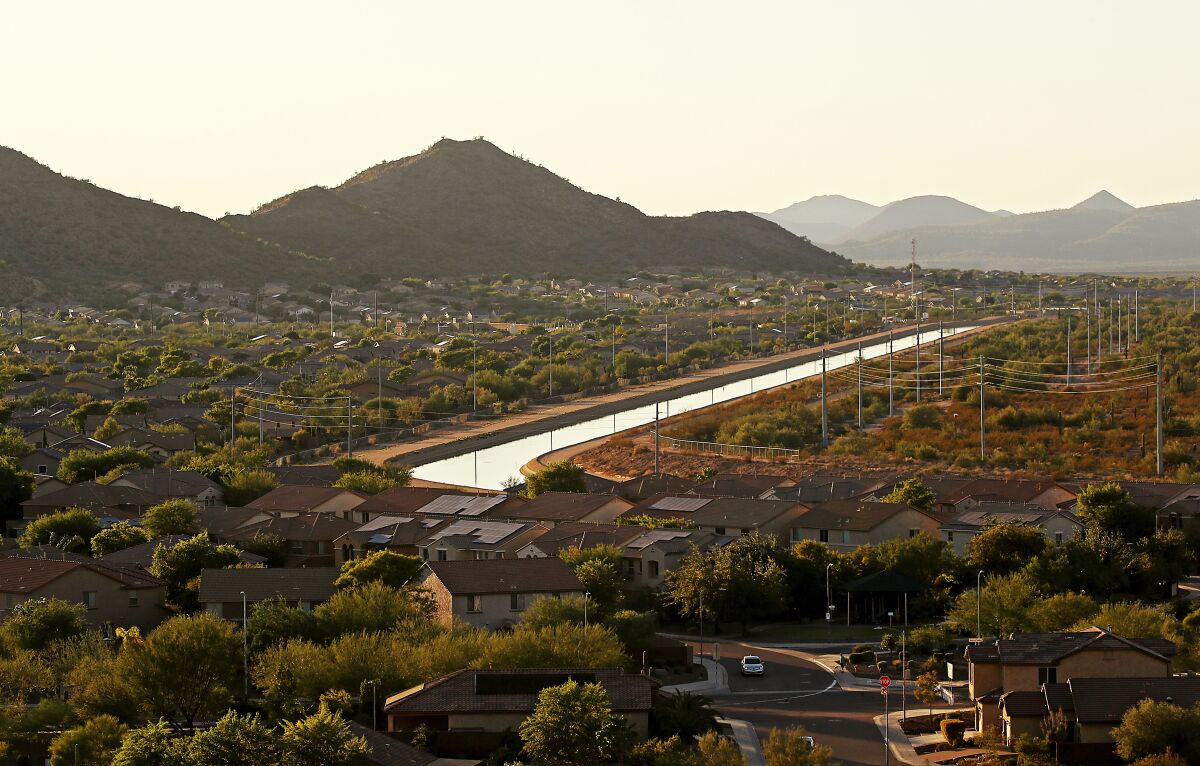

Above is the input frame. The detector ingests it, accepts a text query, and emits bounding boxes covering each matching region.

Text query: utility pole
[1134,288,1139,343]
[979,356,986,461]
[1086,300,1092,374]
[654,402,661,476]
[1066,315,1072,387]
[910,238,917,320]
[888,331,894,417]
[938,321,945,396]
[329,289,335,337]
[820,352,828,447]
[664,310,670,363]
[548,333,554,398]
[1157,353,1164,477]
[783,296,788,348]
[346,397,353,458]
[1038,279,1043,314]
[915,317,921,403]
[857,342,863,430]
[471,339,477,411]
[230,387,237,449]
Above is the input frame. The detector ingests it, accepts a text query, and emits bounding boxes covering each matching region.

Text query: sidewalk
[717,717,765,766]
[873,707,974,766]
[660,657,730,697]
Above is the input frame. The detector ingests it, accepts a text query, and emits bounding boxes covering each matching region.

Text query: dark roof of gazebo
[843,569,928,594]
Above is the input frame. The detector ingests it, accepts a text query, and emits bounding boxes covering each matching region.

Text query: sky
[3,1,1198,219]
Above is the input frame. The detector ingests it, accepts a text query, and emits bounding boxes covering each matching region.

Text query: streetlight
[367,678,380,731]
[241,591,248,697]
[976,570,985,639]
[698,587,726,663]
[583,591,590,628]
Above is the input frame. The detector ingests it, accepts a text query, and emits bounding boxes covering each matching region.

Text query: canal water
[413,326,978,489]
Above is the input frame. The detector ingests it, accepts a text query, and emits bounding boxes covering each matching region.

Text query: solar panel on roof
[366,533,393,545]
[414,495,475,515]
[649,496,712,513]
[457,495,508,516]
[358,515,413,531]
[414,494,507,516]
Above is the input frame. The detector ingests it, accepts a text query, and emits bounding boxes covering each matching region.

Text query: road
[698,640,917,766]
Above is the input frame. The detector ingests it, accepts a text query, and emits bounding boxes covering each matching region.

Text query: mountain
[223,139,846,279]
[834,200,1200,273]
[839,195,998,243]
[1072,190,1135,213]
[0,146,319,303]
[756,194,880,243]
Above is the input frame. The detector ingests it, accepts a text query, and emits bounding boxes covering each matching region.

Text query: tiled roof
[198,567,339,603]
[100,535,265,568]
[521,522,644,555]
[112,468,220,496]
[346,723,437,766]
[966,629,1176,665]
[245,485,366,512]
[514,493,629,522]
[794,500,933,532]
[425,558,583,595]
[1068,677,1200,723]
[0,557,164,593]
[21,483,165,510]
[384,667,652,714]
[228,513,359,542]
[1000,690,1047,717]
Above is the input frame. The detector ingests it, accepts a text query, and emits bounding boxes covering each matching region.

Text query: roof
[229,513,359,542]
[21,483,165,510]
[346,723,439,766]
[519,522,644,556]
[424,558,583,595]
[626,495,805,528]
[100,535,266,568]
[197,567,338,603]
[999,690,1048,718]
[355,487,470,515]
[794,500,936,532]
[843,569,928,593]
[111,468,220,496]
[1068,677,1200,723]
[421,520,541,549]
[0,557,164,593]
[616,474,694,500]
[384,667,652,714]
[340,515,450,548]
[966,628,1176,666]
[198,506,270,537]
[513,492,630,522]
[245,485,366,513]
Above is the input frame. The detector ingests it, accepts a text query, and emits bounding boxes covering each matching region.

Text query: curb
[661,657,730,697]
[717,717,765,766]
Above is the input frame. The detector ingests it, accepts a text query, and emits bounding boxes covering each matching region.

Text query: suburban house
[966,628,1176,734]
[334,515,449,563]
[788,500,943,551]
[109,468,224,506]
[416,520,547,562]
[688,473,795,499]
[624,495,808,541]
[245,485,368,518]
[15,483,165,534]
[940,505,1084,554]
[384,668,653,738]
[503,492,633,527]
[19,447,65,477]
[101,535,265,572]
[420,558,584,629]
[620,528,722,590]
[198,567,339,622]
[347,722,478,766]
[224,513,359,567]
[0,557,168,631]
[514,522,645,559]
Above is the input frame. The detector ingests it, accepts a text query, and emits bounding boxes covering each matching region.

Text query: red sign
[879,675,891,689]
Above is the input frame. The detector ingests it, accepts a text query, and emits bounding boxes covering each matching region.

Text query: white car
[740,655,765,676]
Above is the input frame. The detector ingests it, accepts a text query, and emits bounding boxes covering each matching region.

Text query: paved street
[696,640,917,766]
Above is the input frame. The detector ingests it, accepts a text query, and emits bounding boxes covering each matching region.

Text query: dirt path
[341,317,1014,468]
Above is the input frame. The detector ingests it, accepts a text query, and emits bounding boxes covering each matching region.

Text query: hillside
[839,195,998,243]
[756,194,879,243]
[223,139,847,278]
[834,200,1200,272]
[1072,189,1135,212]
[0,147,320,303]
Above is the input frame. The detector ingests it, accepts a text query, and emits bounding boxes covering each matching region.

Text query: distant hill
[1072,190,1136,213]
[757,194,880,243]
[834,199,1200,273]
[839,195,998,243]
[0,147,319,303]
[224,139,846,279]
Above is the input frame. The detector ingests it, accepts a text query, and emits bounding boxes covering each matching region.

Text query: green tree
[560,544,624,615]
[948,571,1041,637]
[246,596,319,654]
[1076,482,1154,540]
[763,726,837,766]
[914,670,940,718]
[1028,592,1099,632]
[666,533,789,635]
[119,613,241,733]
[652,692,717,740]
[1112,699,1200,763]
[177,711,278,765]
[58,447,155,483]
[279,705,369,766]
[520,679,629,766]
[221,469,279,506]
[111,719,175,766]
[19,506,101,552]
[0,457,34,524]
[1072,602,1178,640]
[966,522,1049,575]
[881,477,937,512]
[65,400,112,434]
[0,425,32,459]
[314,580,427,638]
[696,730,746,766]
[334,550,424,591]
[332,471,400,494]
[48,714,127,766]
[91,521,152,557]
[150,531,242,611]
[3,597,87,650]
[526,461,586,497]
[141,499,201,537]
[93,416,124,442]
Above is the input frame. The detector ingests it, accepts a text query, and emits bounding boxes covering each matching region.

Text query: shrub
[940,718,966,746]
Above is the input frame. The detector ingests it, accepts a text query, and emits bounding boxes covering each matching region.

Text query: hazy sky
[4,2,1198,219]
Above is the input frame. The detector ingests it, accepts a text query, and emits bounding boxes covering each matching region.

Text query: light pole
[367,678,379,731]
[976,570,985,639]
[241,591,248,697]
[583,591,590,628]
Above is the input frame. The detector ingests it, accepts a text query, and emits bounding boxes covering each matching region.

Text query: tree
[48,714,127,766]
[1076,482,1154,540]
[526,461,586,497]
[914,671,940,718]
[0,425,32,459]
[334,550,424,591]
[150,531,242,610]
[141,499,201,537]
[92,521,152,557]
[966,522,1049,575]
[314,580,428,638]
[0,457,34,525]
[762,726,837,766]
[177,711,278,765]
[948,571,1041,637]
[666,533,789,635]
[58,447,154,483]
[696,730,746,766]
[1112,699,1200,763]
[1028,592,1099,632]
[118,613,241,733]
[653,692,717,740]
[221,469,279,506]
[245,596,319,654]
[560,545,624,615]
[1073,602,1178,640]
[881,477,937,512]
[111,719,176,766]
[279,705,370,766]
[3,597,87,650]
[333,471,401,494]
[1130,754,1189,766]
[519,679,629,766]
[19,506,101,552]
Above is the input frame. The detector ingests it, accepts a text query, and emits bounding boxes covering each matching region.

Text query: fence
[665,436,800,460]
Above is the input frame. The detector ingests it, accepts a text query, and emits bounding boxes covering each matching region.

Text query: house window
[466,595,482,613]
[908,528,919,538]
[841,530,850,544]
[649,561,660,578]
[715,527,726,535]
[1038,667,1057,685]
[740,529,750,536]
[290,542,304,554]
[1055,532,1063,544]
[83,591,97,610]
[420,548,428,561]
[38,465,48,474]
[436,549,447,561]
[819,530,829,543]
[510,593,526,611]
[946,532,954,543]
[128,591,139,608]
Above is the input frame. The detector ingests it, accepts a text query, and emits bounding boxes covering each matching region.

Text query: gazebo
[841,569,928,626]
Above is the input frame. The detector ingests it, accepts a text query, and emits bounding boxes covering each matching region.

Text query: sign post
[881,679,891,766]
